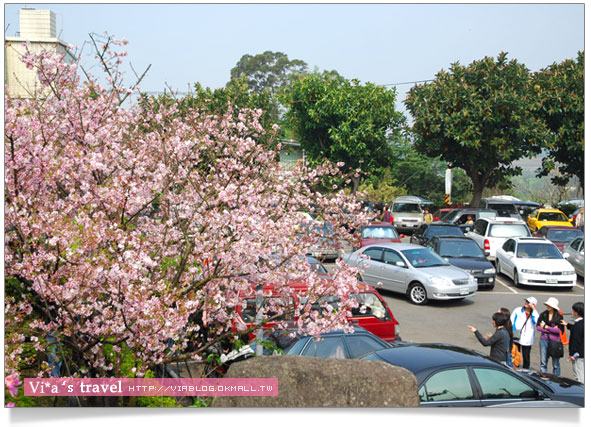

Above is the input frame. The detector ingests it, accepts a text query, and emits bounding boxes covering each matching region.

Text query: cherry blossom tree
[4,38,368,385]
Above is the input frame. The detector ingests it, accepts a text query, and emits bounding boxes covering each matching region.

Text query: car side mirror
[396,261,406,268]
[563,252,570,259]
[581,249,585,256]
[507,251,514,257]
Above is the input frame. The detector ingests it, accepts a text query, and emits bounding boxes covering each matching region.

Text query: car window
[569,237,582,250]
[362,247,383,262]
[392,203,422,213]
[546,229,583,243]
[419,368,474,402]
[383,249,405,267]
[517,243,562,259]
[426,225,464,238]
[473,368,538,400]
[345,335,389,358]
[440,240,484,257]
[488,203,519,216]
[502,239,513,252]
[241,296,294,323]
[474,219,487,235]
[361,226,399,239]
[301,337,347,359]
[538,212,569,222]
[351,292,391,321]
[402,248,449,268]
[488,224,530,238]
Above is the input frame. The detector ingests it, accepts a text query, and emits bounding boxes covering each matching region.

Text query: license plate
[460,289,469,295]
[546,279,557,284]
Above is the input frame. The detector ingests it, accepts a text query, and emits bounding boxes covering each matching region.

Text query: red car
[358,222,402,248]
[535,225,584,252]
[235,261,401,343]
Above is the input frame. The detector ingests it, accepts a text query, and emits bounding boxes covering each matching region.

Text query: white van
[389,196,433,234]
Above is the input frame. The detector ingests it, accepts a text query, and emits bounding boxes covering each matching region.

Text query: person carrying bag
[536,297,564,376]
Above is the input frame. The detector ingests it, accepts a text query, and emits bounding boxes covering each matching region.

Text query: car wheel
[513,270,520,287]
[408,282,428,305]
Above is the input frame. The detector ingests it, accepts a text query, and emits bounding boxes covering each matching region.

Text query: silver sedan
[343,243,478,305]
[563,236,585,277]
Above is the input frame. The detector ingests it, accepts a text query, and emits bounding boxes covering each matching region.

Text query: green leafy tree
[404,52,551,206]
[533,51,584,190]
[230,51,308,95]
[282,71,406,194]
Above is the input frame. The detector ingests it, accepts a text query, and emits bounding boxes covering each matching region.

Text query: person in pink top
[536,297,565,376]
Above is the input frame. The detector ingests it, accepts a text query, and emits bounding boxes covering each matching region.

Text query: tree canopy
[404,52,551,206]
[282,71,406,193]
[230,51,308,96]
[533,51,584,189]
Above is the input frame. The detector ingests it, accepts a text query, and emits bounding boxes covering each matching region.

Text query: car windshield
[439,240,484,258]
[439,210,458,223]
[402,248,449,268]
[546,229,584,243]
[361,226,399,239]
[425,225,464,238]
[489,224,530,238]
[306,257,329,274]
[538,212,569,222]
[517,243,563,259]
[350,292,391,320]
[489,203,519,216]
[392,203,422,213]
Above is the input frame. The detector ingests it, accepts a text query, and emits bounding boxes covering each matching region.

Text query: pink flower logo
[5,373,21,397]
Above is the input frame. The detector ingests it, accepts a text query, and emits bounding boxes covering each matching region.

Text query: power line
[380,79,434,87]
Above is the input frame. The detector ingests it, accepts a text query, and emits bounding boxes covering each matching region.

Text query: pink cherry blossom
[5,373,21,397]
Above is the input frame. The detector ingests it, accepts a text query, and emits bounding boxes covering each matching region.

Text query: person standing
[382,206,393,224]
[561,302,584,383]
[536,297,564,376]
[468,312,511,364]
[423,208,433,224]
[575,207,584,232]
[511,297,539,370]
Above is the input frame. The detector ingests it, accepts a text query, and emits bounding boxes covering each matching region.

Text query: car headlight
[431,276,453,286]
[521,269,539,274]
[564,270,576,275]
[484,268,495,274]
[469,274,475,282]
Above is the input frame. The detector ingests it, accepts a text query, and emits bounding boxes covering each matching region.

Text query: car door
[418,368,481,407]
[471,367,542,406]
[566,237,584,275]
[382,249,409,293]
[497,239,516,275]
[358,247,385,287]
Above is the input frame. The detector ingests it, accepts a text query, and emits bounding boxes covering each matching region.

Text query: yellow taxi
[526,208,573,232]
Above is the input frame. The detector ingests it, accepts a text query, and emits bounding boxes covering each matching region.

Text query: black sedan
[426,236,496,289]
[409,222,464,246]
[362,343,584,407]
[285,327,392,359]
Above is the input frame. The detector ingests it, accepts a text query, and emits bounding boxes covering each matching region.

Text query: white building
[5,8,74,98]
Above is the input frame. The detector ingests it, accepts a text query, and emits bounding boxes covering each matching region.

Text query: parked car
[358,222,402,248]
[495,237,576,289]
[563,236,584,277]
[526,208,573,233]
[342,243,478,305]
[409,222,464,246]
[285,327,392,359]
[426,236,496,289]
[361,343,584,407]
[439,208,497,231]
[237,260,401,342]
[464,217,531,261]
[389,196,434,235]
[535,226,584,252]
[568,208,581,226]
[558,198,585,209]
[478,198,521,220]
[432,207,453,222]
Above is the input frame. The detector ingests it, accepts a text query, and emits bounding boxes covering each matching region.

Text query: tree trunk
[351,175,361,197]
[469,177,486,208]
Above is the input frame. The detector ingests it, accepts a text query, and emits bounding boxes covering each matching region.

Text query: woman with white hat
[536,297,565,376]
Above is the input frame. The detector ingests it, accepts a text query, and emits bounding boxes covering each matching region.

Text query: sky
[2,2,585,114]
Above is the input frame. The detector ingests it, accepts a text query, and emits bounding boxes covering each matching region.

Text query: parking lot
[325,258,584,381]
